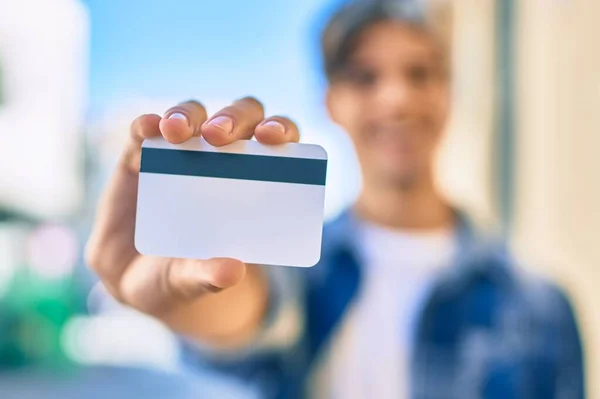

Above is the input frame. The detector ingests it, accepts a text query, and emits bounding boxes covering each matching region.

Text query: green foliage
[0,268,84,372]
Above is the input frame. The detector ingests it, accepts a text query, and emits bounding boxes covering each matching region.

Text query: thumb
[174,257,248,295]
[120,256,246,315]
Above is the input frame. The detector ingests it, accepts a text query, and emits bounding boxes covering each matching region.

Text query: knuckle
[237,96,264,112]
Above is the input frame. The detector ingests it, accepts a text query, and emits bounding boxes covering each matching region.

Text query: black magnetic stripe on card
[140,147,327,186]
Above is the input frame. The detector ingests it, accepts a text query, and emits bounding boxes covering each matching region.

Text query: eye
[343,67,377,88]
[406,64,434,86]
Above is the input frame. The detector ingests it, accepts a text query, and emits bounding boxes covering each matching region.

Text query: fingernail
[261,120,286,134]
[205,283,223,293]
[167,112,189,125]
[206,116,234,134]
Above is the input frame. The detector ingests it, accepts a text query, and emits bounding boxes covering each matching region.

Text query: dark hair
[320,0,452,82]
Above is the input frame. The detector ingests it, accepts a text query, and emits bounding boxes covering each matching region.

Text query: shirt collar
[325,207,516,295]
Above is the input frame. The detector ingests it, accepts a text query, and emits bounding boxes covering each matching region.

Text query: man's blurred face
[327,21,451,189]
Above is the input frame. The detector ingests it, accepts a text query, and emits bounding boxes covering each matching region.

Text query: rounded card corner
[312,144,328,160]
[303,249,323,268]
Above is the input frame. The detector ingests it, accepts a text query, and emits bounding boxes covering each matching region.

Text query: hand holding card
[86,98,314,346]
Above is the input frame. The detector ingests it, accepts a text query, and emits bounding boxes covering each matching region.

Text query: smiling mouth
[369,123,418,151]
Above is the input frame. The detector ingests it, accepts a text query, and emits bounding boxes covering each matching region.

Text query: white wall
[514,0,600,396]
[437,0,497,225]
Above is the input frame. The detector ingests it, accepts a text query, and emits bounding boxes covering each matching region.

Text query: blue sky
[82,0,339,118]
[81,0,360,217]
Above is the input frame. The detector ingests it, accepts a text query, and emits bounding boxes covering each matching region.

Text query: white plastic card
[135,137,328,267]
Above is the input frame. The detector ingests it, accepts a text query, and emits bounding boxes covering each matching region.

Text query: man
[86,0,585,398]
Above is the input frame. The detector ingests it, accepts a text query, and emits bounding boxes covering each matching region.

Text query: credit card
[135,137,327,267]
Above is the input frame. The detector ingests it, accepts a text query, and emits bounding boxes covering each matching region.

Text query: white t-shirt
[310,220,458,399]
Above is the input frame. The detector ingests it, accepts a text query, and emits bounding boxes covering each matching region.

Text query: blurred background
[0,0,598,397]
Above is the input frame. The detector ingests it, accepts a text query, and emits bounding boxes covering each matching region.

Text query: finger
[120,114,162,172]
[86,114,163,299]
[201,96,265,146]
[160,100,208,144]
[119,256,247,315]
[130,113,162,142]
[254,116,300,145]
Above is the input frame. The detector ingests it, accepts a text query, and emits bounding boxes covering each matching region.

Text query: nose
[373,78,413,116]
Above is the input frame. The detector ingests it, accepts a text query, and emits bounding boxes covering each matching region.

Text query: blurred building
[0,0,88,220]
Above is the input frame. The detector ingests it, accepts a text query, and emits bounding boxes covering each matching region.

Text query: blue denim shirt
[183,209,585,399]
